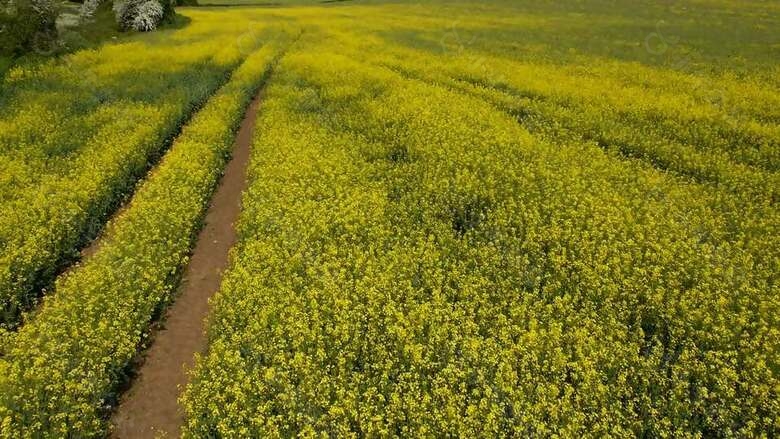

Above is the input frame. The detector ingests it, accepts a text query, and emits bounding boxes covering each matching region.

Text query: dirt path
[109,92,262,438]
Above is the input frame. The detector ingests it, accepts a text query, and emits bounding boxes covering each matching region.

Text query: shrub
[0,0,58,56]
[113,0,173,32]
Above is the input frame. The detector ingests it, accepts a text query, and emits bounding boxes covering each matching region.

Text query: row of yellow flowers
[0,14,280,329]
[0,31,293,437]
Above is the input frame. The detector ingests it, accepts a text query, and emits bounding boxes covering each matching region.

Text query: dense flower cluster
[182,14,778,438]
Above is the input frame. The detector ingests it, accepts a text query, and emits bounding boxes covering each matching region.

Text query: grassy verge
[0,34,292,437]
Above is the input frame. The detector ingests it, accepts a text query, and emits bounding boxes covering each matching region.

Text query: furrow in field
[314,28,778,198]
[248,40,775,274]
[0,34,294,438]
[376,36,780,173]
[363,57,779,300]
[451,73,780,173]
[110,74,269,439]
[260,35,778,304]
[0,15,299,330]
[453,73,780,184]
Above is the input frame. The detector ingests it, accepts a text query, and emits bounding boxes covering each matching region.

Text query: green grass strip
[0,36,291,438]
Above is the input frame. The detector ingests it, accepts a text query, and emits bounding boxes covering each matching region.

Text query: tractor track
[109,91,262,439]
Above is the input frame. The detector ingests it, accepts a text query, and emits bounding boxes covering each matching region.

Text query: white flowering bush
[113,0,164,31]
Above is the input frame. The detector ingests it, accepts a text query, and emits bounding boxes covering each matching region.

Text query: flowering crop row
[360,38,780,205]
[0,2,775,436]
[347,39,779,303]
[0,34,292,437]
[0,14,284,329]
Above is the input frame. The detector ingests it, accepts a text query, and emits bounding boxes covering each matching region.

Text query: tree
[0,0,58,56]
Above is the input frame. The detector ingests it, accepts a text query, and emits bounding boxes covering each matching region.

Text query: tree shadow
[162,12,193,31]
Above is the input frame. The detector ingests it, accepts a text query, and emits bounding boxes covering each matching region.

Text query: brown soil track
[109,92,262,438]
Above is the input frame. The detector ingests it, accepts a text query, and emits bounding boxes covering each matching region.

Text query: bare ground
[109,92,262,438]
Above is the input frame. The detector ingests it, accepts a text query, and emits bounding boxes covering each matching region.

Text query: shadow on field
[195,2,284,7]
[196,0,355,7]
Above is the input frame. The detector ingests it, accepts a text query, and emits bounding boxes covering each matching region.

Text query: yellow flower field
[0,0,777,437]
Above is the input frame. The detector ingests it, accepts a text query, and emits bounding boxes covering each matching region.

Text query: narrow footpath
[110,92,262,438]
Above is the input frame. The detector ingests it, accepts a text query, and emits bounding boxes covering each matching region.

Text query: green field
[0,0,778,437]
